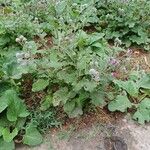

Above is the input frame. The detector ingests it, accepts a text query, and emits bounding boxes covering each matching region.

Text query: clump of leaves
[109,72,150,124]
[0,0,150,149]
[96,0,150,49]
[0,89,42,149]
[29,108,61,134]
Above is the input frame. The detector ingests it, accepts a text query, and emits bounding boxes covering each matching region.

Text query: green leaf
[64,100,75,115]
[88,33,105,45]
[32,79,49,92]
[57,70,77,84]
[4,90,29,121]
[108,95,132,112]
[0,36,10,47]
[64,92,87,118]
[55,1,67,15]
[7,98,29,122]
[23,126,43,146]
[40,95,52,111]
[15,118,26,130]
[84,80,98,92]
[69,107,83,118]
[0,95,8,113]
[140,89,150,97]
[138,74,150,89]
[74,79,97,92]
[52,87,69,106]
[77,55,90,71]
[133,98,150,124]
[0,138,15,150]
[90,91,106,107]
[114,80,139,97]
[0,126,4,137]
[0,115,14,127]
[2,128,18,142]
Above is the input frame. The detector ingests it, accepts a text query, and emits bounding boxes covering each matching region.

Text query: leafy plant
[0,0,150,149]
[108,94,132,112]
[96,0,150,49]
[29,108,61,134]
[133,98,150,124]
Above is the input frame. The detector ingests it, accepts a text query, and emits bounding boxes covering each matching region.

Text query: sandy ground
[16,115,150,150]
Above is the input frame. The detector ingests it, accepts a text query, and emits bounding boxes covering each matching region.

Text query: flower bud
[24,53,30,59]
[16,52,24,58]
[15,38,20,43]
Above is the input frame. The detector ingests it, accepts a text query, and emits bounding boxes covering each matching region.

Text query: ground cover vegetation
[0,0,150,149]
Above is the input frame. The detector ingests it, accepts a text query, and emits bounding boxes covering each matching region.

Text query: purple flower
[109,57,119,66]
[111,72,118,78]
[126,49,132,55]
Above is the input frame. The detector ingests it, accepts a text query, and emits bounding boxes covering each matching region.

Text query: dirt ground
[16,114,150,150]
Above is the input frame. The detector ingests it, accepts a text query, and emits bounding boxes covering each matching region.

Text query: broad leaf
[0,138,15,150]
[138,74,150,89]
[3,90,29,121]
[133,98,150,124]
[69,107,83,118]
[7,98,29,122]
[40,95,53,111]
[32,79,49,92]
[108,95,132,112]
[23,126,43,146]
[114,80,139,97]
[64,100,75,115]
[90,91,106,107]
[0,95,8,113]
[52,87,69,106]
[2,128,18,142]
[84,80,98,92]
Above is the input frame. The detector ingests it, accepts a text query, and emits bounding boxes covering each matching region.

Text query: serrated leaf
[133,98,150,124]
[114,80,139,97]
[32,79,49,92]
[2,128,18,142]
[90,91,106,107]
[108,95,132,112]
[52,87,68,106]
[77,55,90,71]
[57,70,76,84]
[0,138,15,150]
[74,79,97,92]
[23,126,43,146]
[84,80,97,92]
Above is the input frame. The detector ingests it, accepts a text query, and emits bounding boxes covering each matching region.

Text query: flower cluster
[33,17,39,24]
[89,68,100,82]
[109,57,119,66]
[16,52,30,66]
[16,35,27,44]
